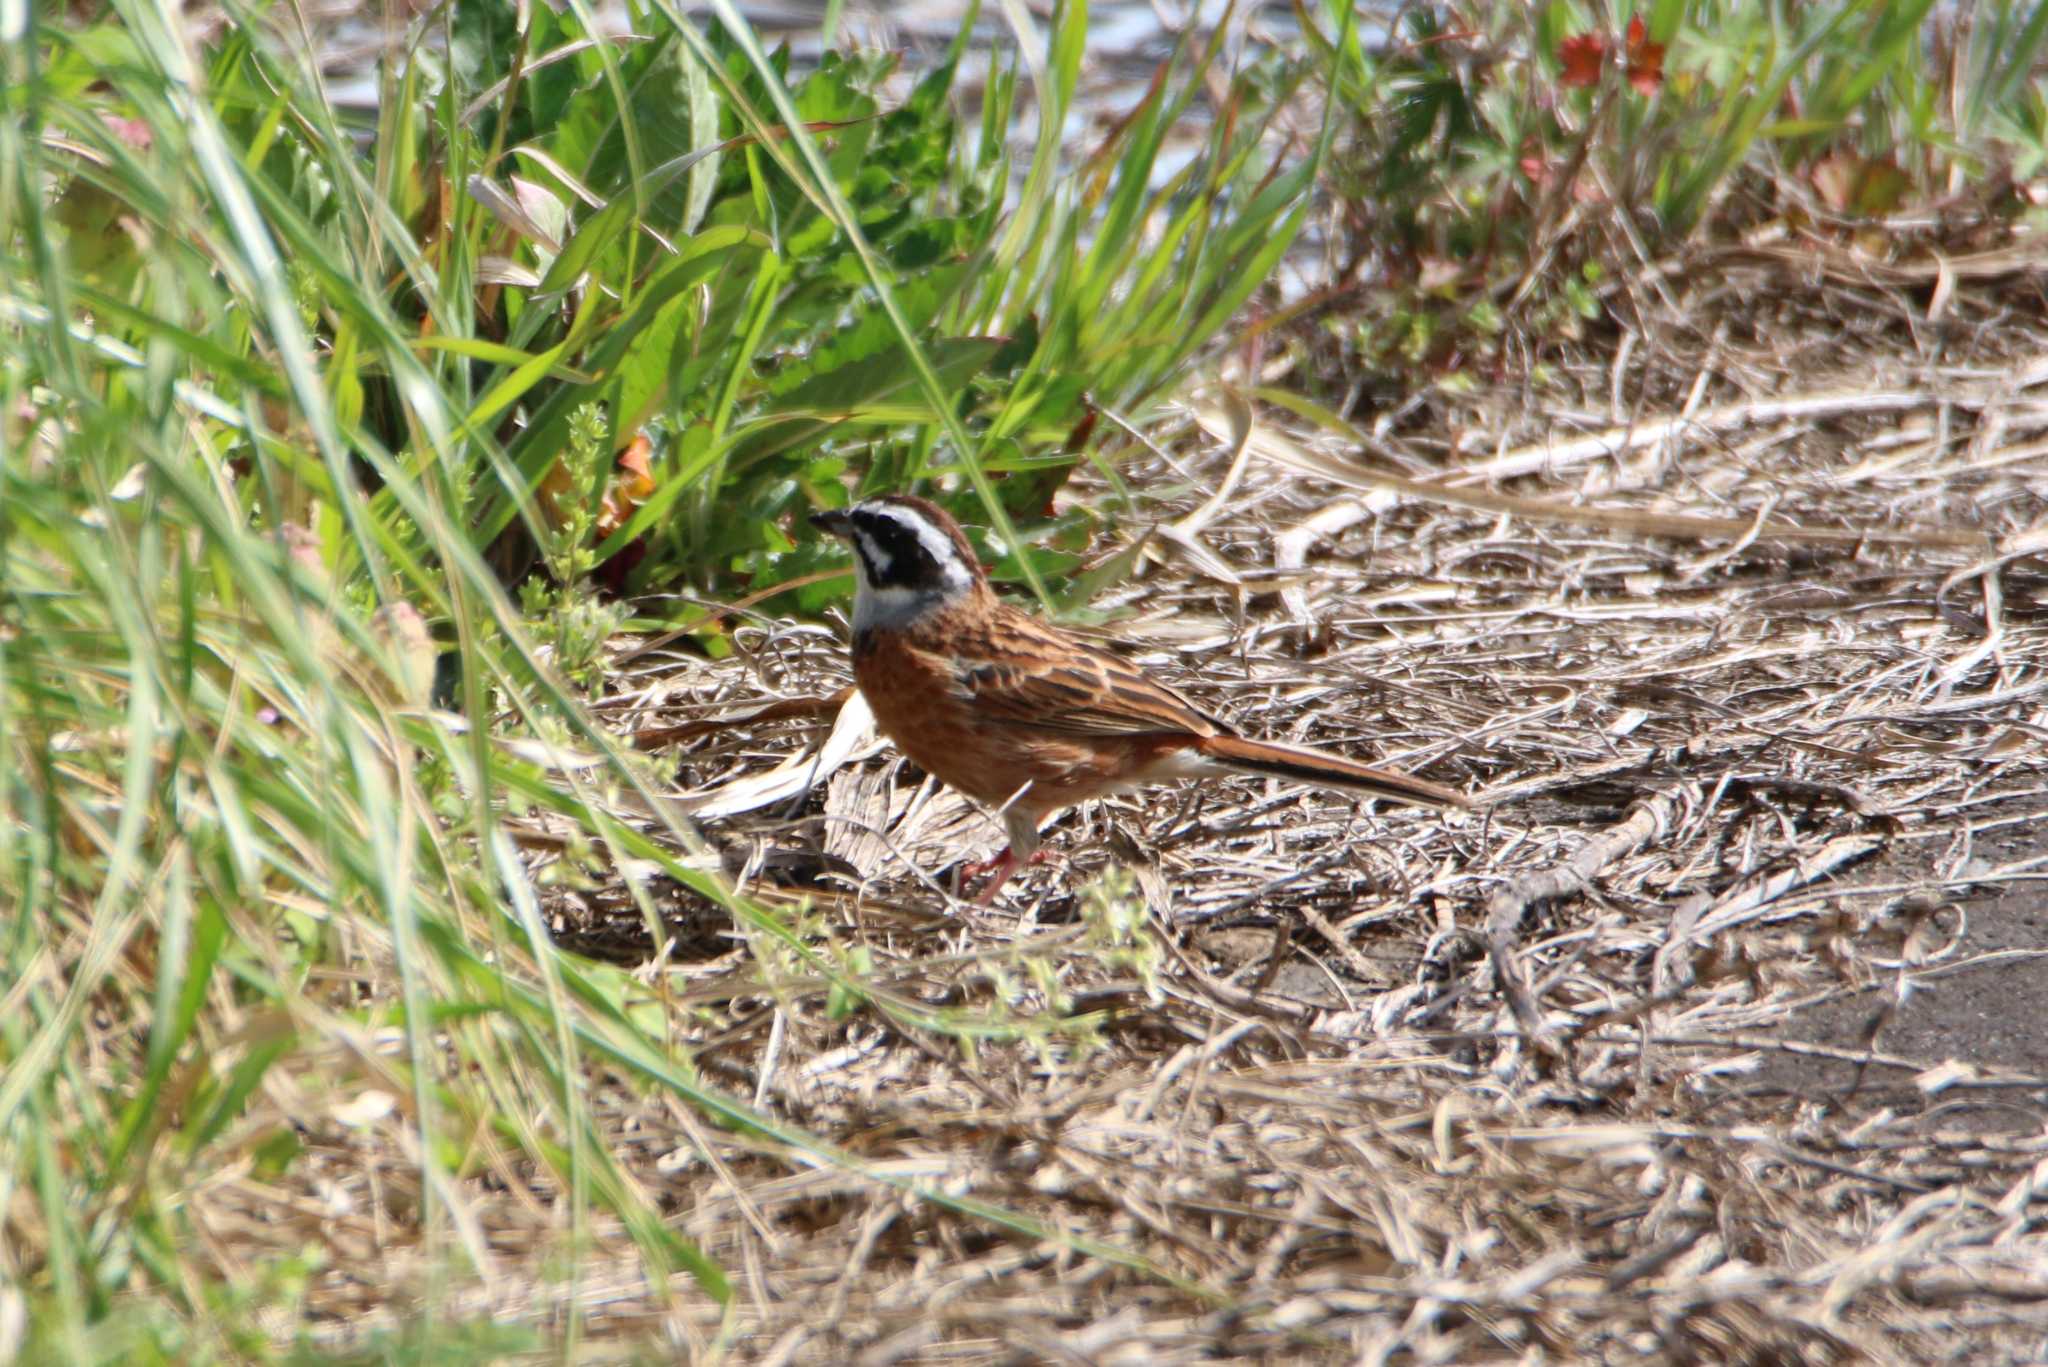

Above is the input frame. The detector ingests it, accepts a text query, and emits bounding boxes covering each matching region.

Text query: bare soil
[491,243,2048,1361]
[250,238,2048,1360]
[1753,827,2048,1131]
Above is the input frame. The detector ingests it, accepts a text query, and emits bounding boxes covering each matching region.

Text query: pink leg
[959,846,1051,905]
[962,808,1051,905]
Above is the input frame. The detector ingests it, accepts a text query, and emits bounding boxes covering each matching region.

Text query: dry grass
[282,245,2048,1361]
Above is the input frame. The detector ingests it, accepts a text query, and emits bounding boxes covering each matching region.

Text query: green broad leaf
[1757,117,1850,138]
[990,544,1084,586]
[483,228,766,542]
[414,333,596,379]
[458,340,570,442]
[726,334,1007,468]
[534,193,639,297]
[1057,524,1153,613]
[760,264,971,400]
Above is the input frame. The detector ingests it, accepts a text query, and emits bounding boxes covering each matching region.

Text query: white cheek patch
[852,529,894,586]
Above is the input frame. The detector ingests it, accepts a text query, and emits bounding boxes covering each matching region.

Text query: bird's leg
[960,806,1047,905]
[955,848,1011,900]
[962,846,1052,905]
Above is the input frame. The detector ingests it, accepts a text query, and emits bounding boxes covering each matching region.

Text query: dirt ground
[1756,824,2048,1129]
[246,242,2048,1361]
[493,247,2048,1362]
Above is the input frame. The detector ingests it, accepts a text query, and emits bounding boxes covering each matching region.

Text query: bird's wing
[950,612,1226,741]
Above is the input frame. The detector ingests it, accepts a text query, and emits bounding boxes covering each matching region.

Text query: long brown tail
[1195,734,1470,811]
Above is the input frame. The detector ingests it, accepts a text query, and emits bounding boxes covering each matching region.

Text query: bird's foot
[958,846,1051,905]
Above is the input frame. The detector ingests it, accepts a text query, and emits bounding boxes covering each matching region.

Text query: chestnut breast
[851,608,1198,813]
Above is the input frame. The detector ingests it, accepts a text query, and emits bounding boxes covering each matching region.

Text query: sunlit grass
[1,0,1324,1353]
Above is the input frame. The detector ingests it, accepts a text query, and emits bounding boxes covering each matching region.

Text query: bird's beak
[810,508,852,538]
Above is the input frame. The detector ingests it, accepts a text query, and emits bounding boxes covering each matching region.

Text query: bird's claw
[957,846,1051,905]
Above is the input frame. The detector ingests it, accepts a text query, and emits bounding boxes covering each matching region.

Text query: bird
[810,494,1470,903]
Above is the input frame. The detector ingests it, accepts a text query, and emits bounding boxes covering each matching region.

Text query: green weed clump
[1299,0,2048,376]
[0,0,1327,1352]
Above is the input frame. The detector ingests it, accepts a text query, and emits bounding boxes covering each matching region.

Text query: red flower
[1558,18,1665,95]
[1624,16,1666,96]
[1559,32,1605,88]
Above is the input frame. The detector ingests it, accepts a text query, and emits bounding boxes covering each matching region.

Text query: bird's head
[811,495,987,631]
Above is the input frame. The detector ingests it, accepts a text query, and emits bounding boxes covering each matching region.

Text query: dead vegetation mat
[323,246,2048,1361]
